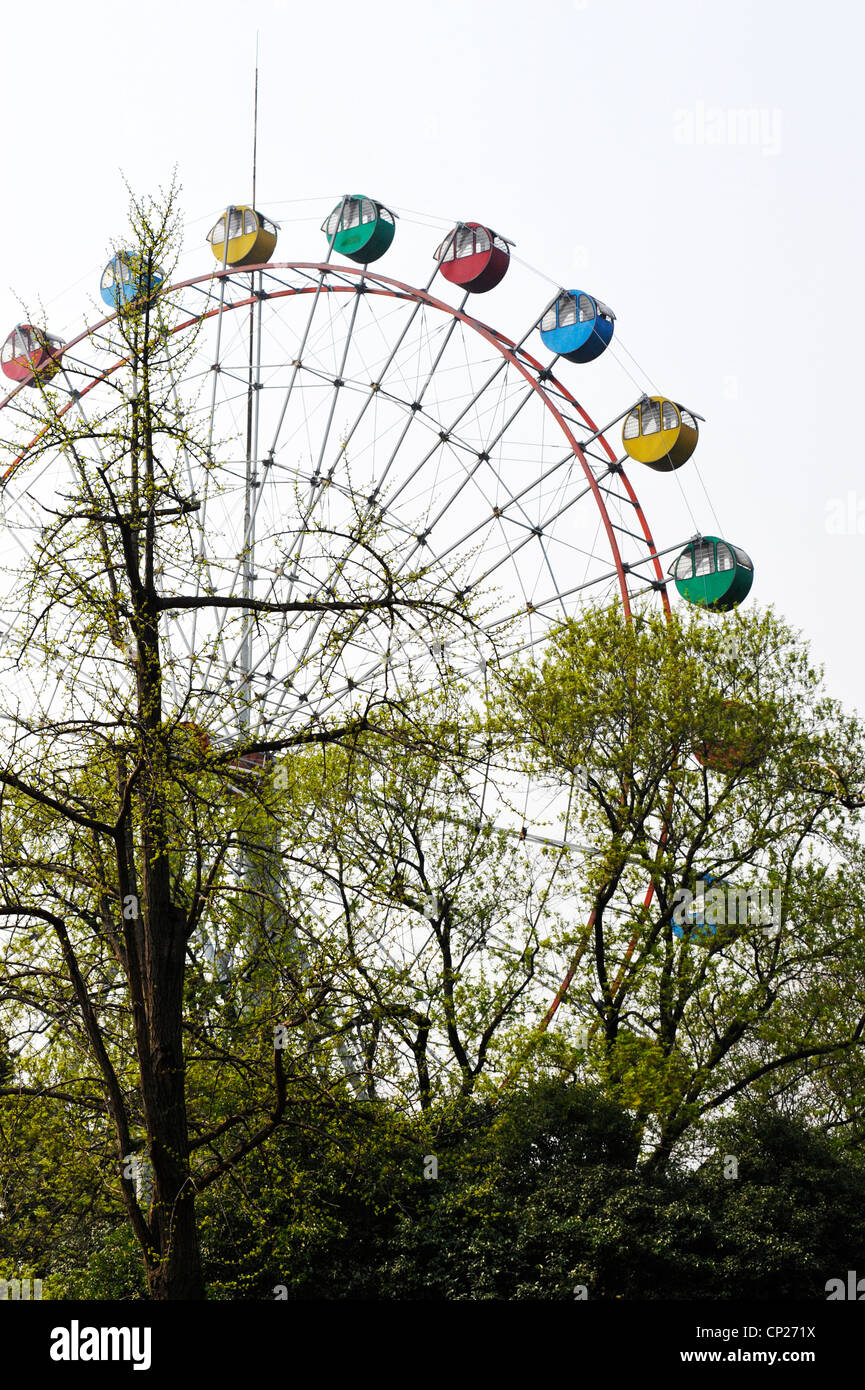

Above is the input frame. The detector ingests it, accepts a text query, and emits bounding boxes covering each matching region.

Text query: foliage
[178,1083,865,1299]
[498,601,865,1165]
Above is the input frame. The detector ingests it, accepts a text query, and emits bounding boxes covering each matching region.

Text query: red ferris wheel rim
[0,261,670,621]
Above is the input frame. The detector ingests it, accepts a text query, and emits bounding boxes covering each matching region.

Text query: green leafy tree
[189,1080,865,1300]
[501,601,865,1168]
[275,684,566,1110]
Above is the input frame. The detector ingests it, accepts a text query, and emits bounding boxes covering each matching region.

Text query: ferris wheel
[0,192,753,753]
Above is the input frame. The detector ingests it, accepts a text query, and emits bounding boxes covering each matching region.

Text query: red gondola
[176,722,211,755]
[1,324,64,387]
[695,699,767,773]
[434,222,511,293]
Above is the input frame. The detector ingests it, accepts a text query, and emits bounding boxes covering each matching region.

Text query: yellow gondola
[622,396,701,471]
[207,206,278,269]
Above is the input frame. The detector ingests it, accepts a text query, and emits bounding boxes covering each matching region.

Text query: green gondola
[670,536,753,611]
[321,195,396,264]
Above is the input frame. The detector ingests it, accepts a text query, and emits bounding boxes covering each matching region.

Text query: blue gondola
[672,874,728,939]
[100,252,164,310]
[539,290,615,363]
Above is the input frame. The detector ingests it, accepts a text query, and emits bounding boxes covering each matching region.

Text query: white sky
[0,0,860,710]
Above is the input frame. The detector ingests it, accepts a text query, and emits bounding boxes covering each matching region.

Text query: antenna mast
[240,33,260,720]
[252,32,259,206]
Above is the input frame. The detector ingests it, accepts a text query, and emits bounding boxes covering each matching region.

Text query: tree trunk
[141,931,205,1300]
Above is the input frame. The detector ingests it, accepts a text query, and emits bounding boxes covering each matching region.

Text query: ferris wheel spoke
[497,564,639,634]
[462,464,649,603]
[409,380,547,545]
[185,263,242,667]
[205,270,234,461]
[362,317,497,512]
[264,258,342,461]
[381,434,585,593]
[275,283,376,603]
[271,304,472,616]
[310,273,455,488]
[344,310,466,505]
